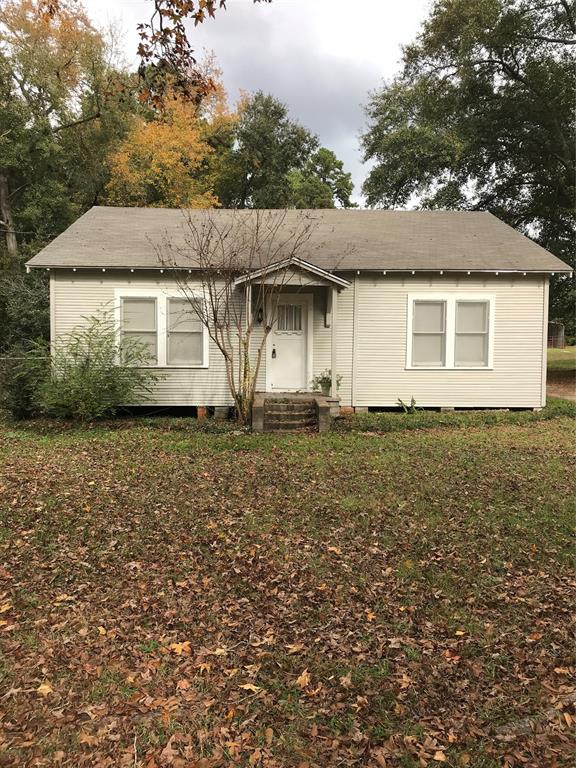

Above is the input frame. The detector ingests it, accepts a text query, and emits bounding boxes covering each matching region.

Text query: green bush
[41,311,160,421]
[334,398,576,434]
[0,341,50,419]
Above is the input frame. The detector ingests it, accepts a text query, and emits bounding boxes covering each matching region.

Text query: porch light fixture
[256,307,264,324]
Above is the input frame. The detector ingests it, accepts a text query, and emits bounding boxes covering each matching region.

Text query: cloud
[83,0,431,204]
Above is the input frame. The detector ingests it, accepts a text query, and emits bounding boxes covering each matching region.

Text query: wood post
[330,287,338,397]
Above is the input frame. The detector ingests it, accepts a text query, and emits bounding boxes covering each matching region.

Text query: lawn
[547,346,576,372]
[547,347,576,401]
[0,412,575,767]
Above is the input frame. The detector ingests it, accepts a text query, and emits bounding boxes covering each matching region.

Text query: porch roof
[233,257,351,288]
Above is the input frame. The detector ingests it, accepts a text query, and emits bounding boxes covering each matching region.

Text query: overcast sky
[83,0,431,205]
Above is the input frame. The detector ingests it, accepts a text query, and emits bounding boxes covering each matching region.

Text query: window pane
[456,302,488,333]
[168,332,203,365]
[412,333,445,366]
[122,298,156,331]
[277,304,302,331]
[455,334,488,367]
[413,301,445,333]
[168,298,202,333]
[123,331,157,365]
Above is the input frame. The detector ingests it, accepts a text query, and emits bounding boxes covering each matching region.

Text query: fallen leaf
[169,641,191,655]
[286,642,304,654]
[37,682,53,696]
[295,669,310,689]
[339,672,353,688]
[239,683,261,693]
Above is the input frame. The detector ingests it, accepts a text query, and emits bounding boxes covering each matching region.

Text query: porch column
[245,282,252,331]
[330,287,338,397]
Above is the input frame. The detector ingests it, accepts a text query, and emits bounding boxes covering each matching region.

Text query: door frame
[265,293,314,392]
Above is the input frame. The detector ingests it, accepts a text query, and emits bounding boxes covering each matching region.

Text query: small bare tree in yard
[159,209,317,424]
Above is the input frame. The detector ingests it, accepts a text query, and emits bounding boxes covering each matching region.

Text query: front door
[267,296,309,391]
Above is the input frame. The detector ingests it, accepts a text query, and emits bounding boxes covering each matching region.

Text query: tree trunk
[0,174,18,264]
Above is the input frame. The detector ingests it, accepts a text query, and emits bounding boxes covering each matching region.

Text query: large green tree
[288,148,355,209]
[216,92,355,209]
[0,0,137,351]
[0,0,136,265]
[361,0,575,331]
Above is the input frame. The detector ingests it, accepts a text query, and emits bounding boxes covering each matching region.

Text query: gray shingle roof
[26,206,572,273]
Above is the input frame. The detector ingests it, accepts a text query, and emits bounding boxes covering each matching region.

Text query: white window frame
[406,294,495,370]
[115,287,209,369]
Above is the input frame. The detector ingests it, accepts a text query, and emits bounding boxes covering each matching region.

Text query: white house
[26,206,572,413]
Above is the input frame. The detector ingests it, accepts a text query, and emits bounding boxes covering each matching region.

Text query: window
[411,300,446,367]
[121,297,157,365]
[167,298,204,366]
[455,301,489,367]
[117,291,208,368]
[277,304,303,332]
[407,294,494,369]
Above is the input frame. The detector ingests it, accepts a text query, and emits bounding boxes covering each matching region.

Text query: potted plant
[311,369,342,396]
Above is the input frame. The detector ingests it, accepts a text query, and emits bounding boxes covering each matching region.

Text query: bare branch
[156,209,323,424]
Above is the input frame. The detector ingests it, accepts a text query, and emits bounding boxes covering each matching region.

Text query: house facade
[27,207,572,411]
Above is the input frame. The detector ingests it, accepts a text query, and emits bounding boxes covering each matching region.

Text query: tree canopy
[216,92,355,209]
[0,0,136,264]
[105,90,225,209]
[361,0,575,329]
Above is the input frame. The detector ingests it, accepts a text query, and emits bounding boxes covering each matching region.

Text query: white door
[267,296,309,391]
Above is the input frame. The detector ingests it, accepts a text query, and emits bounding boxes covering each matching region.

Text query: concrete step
[265,407,317,417]
[264,401,316,411]
[264,417,318,428]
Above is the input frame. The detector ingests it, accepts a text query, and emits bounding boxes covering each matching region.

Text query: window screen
[277,304,303,332]
[167,298,204,365]
[455,301,489,367]
[121,297,157,365]
[412,300,446,367]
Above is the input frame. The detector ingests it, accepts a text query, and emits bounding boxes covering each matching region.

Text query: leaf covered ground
[0,416,575,768]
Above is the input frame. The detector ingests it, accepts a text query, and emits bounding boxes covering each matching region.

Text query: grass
[335,396,575,434]
[0,411,575,767]
[547,345,576,371]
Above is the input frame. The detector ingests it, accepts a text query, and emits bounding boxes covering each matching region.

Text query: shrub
[334,398,576,434]
[0,270,49,353]
[40,311,159,421]
[0,341,50,419]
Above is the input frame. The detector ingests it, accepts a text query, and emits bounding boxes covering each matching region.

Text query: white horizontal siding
[52,271,546,409]
[353,275,546,408]
[53,272,234,406]
[335,275,355,406]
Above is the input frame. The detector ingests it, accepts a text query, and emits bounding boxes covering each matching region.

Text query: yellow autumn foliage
[105,94,222,209]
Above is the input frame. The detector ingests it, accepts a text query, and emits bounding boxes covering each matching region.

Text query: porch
[251,391,340,433]
[235,258,351,398]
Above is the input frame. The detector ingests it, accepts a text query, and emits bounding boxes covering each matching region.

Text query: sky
[83,0,432,205]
